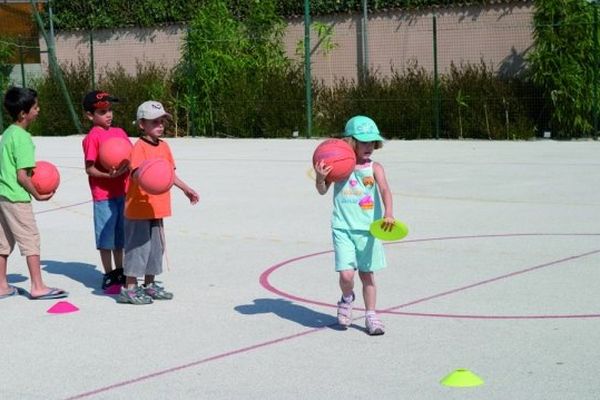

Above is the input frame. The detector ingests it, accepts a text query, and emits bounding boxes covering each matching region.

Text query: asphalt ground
[1,137,599,399]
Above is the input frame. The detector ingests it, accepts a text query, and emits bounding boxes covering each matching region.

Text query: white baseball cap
[136,101,171,122]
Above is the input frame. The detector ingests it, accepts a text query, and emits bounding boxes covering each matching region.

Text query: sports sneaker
[116,286,153,305]
[336,292,355,327]
[102,268,125,290]
[143,282,174,300]
[365,314,385,336]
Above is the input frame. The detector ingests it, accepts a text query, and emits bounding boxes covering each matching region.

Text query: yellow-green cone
[440,369,484,387]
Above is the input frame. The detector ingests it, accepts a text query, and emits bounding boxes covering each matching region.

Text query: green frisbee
[369,219,409,241]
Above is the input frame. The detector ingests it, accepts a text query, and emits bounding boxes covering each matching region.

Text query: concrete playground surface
[1,136,600,399]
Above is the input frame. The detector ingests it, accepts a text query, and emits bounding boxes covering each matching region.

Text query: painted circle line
[260,233,600,320]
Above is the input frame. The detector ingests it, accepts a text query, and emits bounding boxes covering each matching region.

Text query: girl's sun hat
[343,115,384,142]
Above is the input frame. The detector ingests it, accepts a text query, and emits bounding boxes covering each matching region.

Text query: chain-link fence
[0,2,575,139]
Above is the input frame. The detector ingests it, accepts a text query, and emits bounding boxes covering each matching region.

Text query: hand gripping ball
[137,158,175,195]
[99,137,132,170]
[312,139,356,183]
[31,161,60,194]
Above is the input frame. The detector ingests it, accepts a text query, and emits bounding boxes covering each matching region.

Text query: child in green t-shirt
[0,87,68,300]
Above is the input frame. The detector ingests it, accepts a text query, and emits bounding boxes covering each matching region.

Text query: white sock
[342,293,354,303]
[366,310,376,318]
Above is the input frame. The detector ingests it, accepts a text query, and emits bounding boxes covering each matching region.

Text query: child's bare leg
[125,276,137,289]
[113,249,123,269]
[99,249,113,274]
[26,255,50,297]
[0,255,10,294]
[358,271,376,310]
[144,275,154,286]
[338,270,355,297]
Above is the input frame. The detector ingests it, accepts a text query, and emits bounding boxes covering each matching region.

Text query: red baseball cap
[83,91,119,112]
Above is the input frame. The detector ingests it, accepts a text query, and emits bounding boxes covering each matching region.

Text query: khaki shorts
[0,197,40,256]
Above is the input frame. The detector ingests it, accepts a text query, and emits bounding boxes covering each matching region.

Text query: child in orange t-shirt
[117,101,199,305]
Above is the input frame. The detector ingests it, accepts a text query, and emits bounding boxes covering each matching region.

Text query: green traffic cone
[440,368,484,387]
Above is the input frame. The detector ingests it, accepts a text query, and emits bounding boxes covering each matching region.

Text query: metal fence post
[304,0,313,138]
[89,31,95,90]
[18,42,25,87]
[432,13,440,140]
[584,0,599,139]
[30,0,82,133]
[362,0,369,82]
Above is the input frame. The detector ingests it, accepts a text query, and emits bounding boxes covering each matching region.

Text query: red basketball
[137,158,174,195]
[99,137,132,170]
[312,139,356,183]
[31,161,60,195]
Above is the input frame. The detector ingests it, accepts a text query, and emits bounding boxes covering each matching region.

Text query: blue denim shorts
[332,228,387,272]
[93,196,125,250]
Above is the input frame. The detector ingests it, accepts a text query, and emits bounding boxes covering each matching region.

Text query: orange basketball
[99,137,132,170]
[137,158,174,195]
[312,139,356,183]
[31,161,60,194]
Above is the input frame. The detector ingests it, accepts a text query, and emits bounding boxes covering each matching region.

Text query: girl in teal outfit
[314,116,395,335]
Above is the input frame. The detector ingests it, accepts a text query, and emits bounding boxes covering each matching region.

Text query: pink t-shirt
[82,126,131,201]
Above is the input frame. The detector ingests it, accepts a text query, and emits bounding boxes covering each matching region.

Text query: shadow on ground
[7,273,27,284]
[42,259,105,296]
[235,298,353,330]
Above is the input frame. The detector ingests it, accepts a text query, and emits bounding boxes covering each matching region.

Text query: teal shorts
[332,228,387,272]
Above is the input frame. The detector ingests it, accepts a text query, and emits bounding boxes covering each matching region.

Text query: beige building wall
[42,3,534,84]
[40,25,185,76]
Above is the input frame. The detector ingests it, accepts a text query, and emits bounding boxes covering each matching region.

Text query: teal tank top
[332,162,382,230]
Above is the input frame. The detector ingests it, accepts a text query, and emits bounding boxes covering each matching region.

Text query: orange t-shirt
[125,137,175,220]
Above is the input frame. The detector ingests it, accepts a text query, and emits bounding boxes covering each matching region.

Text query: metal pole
[593,4,599,139]
[48,0,55,49]
[432,14,440,140]
[186,26,195,137]
[18,42,26,87]
[30,0,82,133]
[304,0,313,138]
[362,0,369,81]
[89,31,95,90]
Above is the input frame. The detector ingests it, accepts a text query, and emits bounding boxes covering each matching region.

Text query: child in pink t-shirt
[82,91,131,290]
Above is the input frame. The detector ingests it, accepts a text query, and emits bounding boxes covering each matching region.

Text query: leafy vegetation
[527,0,597,138]
[47,0,496,30]
[0,38,16,130]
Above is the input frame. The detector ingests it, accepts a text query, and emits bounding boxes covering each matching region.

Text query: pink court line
[260,233,600,318]
[64,329,325,400]
[64,233,600,398]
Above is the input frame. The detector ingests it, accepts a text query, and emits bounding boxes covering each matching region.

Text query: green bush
[28,54,536,140]
[527,0,595,138]
[0,37,15,131]
[31,58,90,136]
[178,0,293,137]
[47,0,493,30]
[98,63,175,136]
[31,59,175,136]
[314,60,535,140]
[441,61,535,140]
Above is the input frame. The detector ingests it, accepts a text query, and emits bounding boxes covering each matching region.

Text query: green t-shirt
[0,124,35,202]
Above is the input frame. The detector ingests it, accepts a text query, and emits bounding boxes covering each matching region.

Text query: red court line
[260,234,600,319]
[64,233,600,399]
[64,329,324,400]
